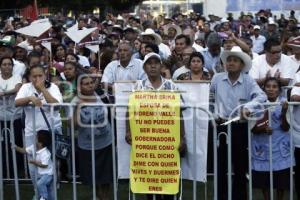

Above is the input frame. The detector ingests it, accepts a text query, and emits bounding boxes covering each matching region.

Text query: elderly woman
[0,56,23,178]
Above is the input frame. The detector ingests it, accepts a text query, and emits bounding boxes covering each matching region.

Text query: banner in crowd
[227,0,300,11]
[128,91,181,194]
[115,81,210,182]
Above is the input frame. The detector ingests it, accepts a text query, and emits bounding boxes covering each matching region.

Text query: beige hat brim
[221,51,252,72]
[141,33,162,45]
[163,24,182,36]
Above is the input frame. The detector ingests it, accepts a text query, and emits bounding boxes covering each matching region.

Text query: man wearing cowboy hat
[163,24,182,49]
[210,46,266,200]
[141,28,171,59]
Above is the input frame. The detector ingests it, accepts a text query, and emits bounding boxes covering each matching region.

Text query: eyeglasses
[269,50,281,54]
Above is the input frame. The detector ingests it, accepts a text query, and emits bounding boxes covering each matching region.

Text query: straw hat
[221,46,252,72]
[141,28,162,45]
[163,24,182,36]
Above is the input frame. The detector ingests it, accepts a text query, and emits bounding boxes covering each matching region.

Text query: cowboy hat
[163,24,182,36]
[221,46,252,72]
[141,28,162,45]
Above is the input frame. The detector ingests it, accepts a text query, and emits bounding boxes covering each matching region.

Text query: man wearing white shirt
[249,39,298,86]
[141,28,171,59]
[287,36,300,85]
[101,42,146,90]
[250,25,266,54]
[290,87,300,199]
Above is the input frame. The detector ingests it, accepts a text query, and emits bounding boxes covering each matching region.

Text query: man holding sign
[125,53,186,200]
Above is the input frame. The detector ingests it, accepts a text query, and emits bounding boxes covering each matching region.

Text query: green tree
[0,0,32,10]
[0,0,143,11]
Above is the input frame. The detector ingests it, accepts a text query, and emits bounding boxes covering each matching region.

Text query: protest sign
[128,91,181,194]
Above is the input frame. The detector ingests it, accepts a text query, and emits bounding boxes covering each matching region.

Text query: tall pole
[204,0,208,17]
[186,0,189,13]
[34,0,38,16]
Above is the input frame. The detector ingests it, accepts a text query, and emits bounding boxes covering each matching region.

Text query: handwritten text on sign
[129,92,181,194]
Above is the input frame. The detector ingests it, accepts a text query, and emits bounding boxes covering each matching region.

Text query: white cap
[221,17,229,23]
[268,18,277,26]
[141,28,162,45]
[253,25,261,30]
[143,53,161,66]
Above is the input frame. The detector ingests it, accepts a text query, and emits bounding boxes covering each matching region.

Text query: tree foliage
[0,0,32,10]
[0,0,143,12]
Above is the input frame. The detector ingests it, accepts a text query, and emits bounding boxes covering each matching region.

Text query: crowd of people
[0,8,300,200]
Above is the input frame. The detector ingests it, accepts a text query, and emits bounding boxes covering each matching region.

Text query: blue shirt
[210,72,267,119]
[72,96,112,150]
[251,97,294,171]
[201,49,222,73]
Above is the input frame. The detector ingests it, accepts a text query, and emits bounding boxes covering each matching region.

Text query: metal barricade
[2,102,300,199]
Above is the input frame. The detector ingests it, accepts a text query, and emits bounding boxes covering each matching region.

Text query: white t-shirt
[101,58,146,84]
[15,83,63,136]
[0,74,22,91]
[0,75,22,120]
[289,55,300,66]
[293,73,300,85]
[78,55,90,68]
[159,43,171,59]
[249,54,299,80]
[26,145,53,175]
[291,86,300,147]
[12,59,26,78]
[250,35,266,54]
[289,55,300,85]
[252,52,259,60]
[193,43,205,52]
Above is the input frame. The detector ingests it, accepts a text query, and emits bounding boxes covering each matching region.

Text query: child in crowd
[251,77,293,200]
[13,130,54,200]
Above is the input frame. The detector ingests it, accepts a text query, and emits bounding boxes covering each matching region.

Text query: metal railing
[1,102,299,200]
